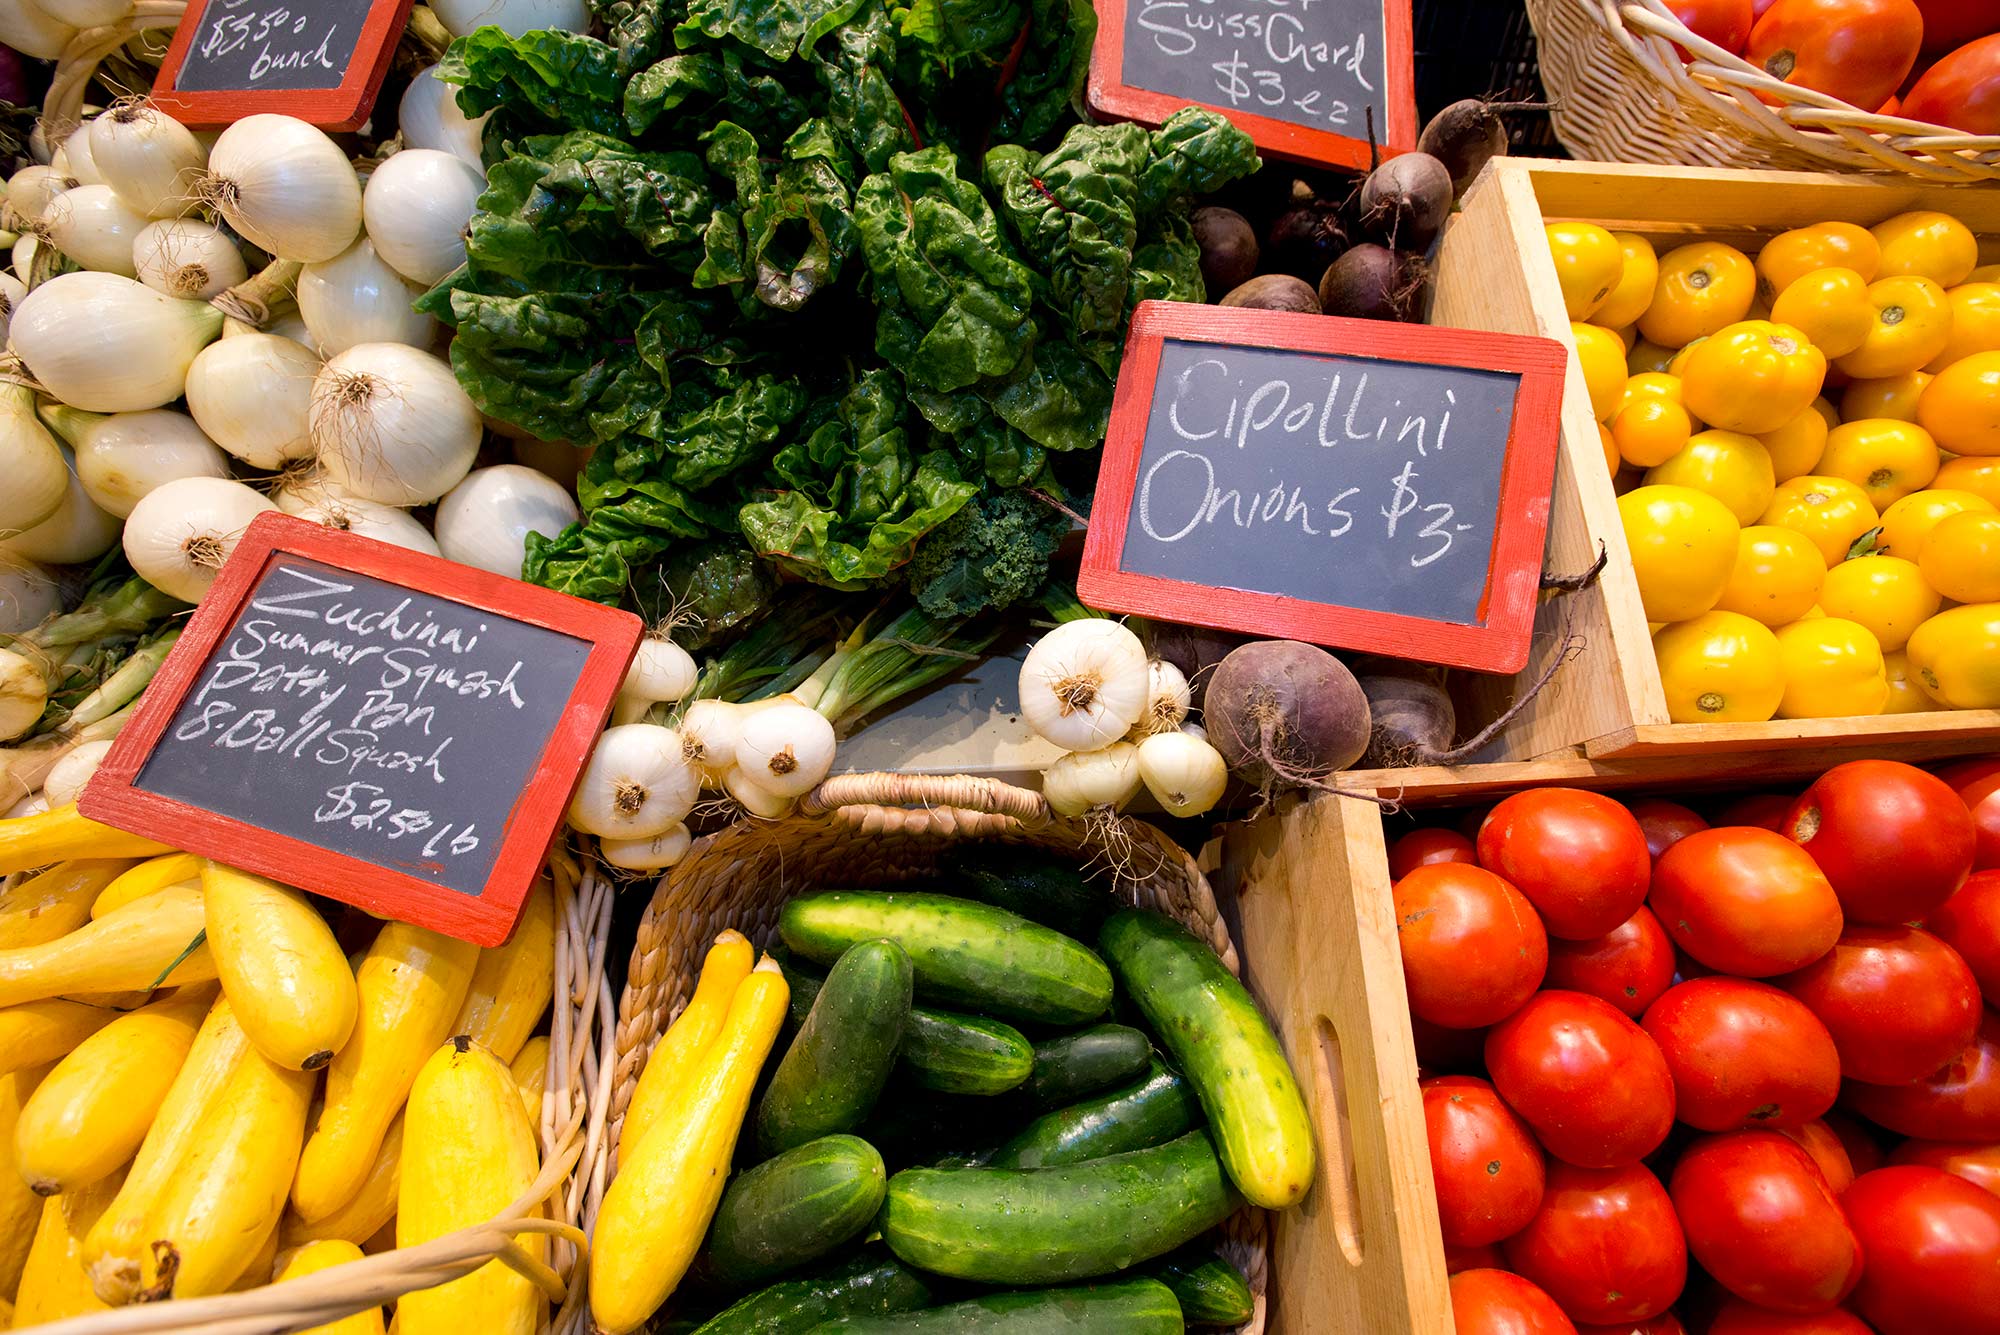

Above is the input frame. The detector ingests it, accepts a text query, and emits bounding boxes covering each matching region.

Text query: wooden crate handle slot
[1309,1013,1367,1268]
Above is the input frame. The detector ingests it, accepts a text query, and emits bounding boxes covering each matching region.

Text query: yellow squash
[14,984,216,1196]
[92,853,201,920]
[12,1169,122,1324]
[292,923,478,1223]
[0,881,214,1008]
[203,861,357,1071]
[616,929,753,1162]
[226,1218,282,1291]
[451,876,554,1064]
[592,958,789,1335]
[397,1037,544,1335]
[272,1239,385,1335]
[280,1113,403,1249]
[0,1063,53,1301]
[0,859,134,949]
[0,804,173,876]
[511,1036,550,1130]
[0,998,116,1075]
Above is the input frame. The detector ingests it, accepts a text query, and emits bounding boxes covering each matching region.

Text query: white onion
[43,405,231,518]
[1042,742,1143,817]
[0,445,120,565]
[0,554,60,634]
[202,115,360,263]
[567,724,697,838]
[43,737,114,808]
[296,237,431,355]
[734,703,836,800]
[275,485,439,555]
[1019,619,1150,752]
[678,698,740,782]
[36,0,132,23]
[9,271,222,411]
[362,149,484,287]
[12,234,37,285]
[0,270,25,343]
[0,382,68,536]
[132,219,246,299]
[0,1,77,60]
[1136,730,1228,817]
[721,764,795,819]
[432,0,590,37]
[122,476,274,602]
[88,101,207,219]
[621,639,697,707]
[183,331,321,469]
[41,184,148,276]
[309,342,480,505]
[266,307,315,350]
[433,464,580,578]
[0,646,45,742]
[1131,659,1191,738]
[599,824,692,872]
[399,66,489,169]
[51,128,104,187]
[7,165,75,225]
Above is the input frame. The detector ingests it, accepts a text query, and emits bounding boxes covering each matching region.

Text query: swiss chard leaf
[438,28,626,137]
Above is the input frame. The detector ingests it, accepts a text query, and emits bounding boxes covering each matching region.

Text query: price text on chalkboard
[153,0,415,131]
[82,514,640,946]
[1080,303,1566,674]
[1089,0,1416,170]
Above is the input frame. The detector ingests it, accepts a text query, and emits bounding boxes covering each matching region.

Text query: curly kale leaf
[907,487,1068,620]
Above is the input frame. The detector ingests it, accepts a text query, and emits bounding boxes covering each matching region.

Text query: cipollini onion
[678,698,740,782]
[202,115,361,263]
[266,308,315,350]
[296,237,432,355]
[0,2,76,60]
[37,0,135,23]
[362,149,484,287]
[274,484,439,556]
[43,737,114,808]
[722,764,795,819]
[5,793,47,818]
[567,723,697,838]
[432,0,590,37]
[399,66,489,169]
[1042,742,1143,817]
[1136,730,1228,818]
[1,445,120,565]
[620,639,698,710]
[0,270,27,342]
[132,219,246,299]
[13,234,37,284]
[1131,659,1191,737]
[43,404,230,518]
[309,342,480,505]
[734,703,837,799]
[10,271,223,411]
[6,165,75,225]
[433,464,581,577]
[51,129,104,187]
[41,184,148,276]
[122,475,274,602]
[0,383,68,535]
[0,646,46,741]
[1019,618,1150,752]
[0,554,59,634]
[88,101,208,219]
[183,331,321,468]
[599,824,692,872]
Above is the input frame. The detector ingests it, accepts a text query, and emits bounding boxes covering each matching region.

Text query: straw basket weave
[1525,0,2000,181]
[607,772,1273,1335]
[34,842,619,1335]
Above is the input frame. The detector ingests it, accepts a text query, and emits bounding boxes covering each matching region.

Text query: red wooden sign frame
[1087,0,1417,170]
[80,513,641,946]
[1079,302,1567,675]
[152,0,414,132]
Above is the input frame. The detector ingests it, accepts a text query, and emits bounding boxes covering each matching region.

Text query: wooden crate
[1436,158,2000,763]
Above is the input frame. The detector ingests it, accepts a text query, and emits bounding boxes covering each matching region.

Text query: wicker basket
[607,772,1272,1334]
[1525,0,2000,182]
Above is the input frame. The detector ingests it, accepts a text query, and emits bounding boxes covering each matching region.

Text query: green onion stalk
[0,577,186,743]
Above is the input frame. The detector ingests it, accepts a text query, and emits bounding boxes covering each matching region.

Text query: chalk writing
[174,0,371,93]
[1124,0,1385,135]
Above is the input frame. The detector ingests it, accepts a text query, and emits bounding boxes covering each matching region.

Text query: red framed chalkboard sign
[1089,0,1417,170]
[1080,302,1566,675]
[152,0,415,131]
[80,513,641,946]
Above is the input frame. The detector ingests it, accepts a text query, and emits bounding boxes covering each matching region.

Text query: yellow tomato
[1972,264,2000,284]
[1877,489,1997,561]
[1639,243,1757,349]
[1619,372,1684,409]
[1645,430,1776,525]
[1936,456,2000,509]
[1668,339,1701,380]
[1811,397,1841,431]
[1547,222,1625,320]
[1678,321,1828,435]
[1920,511,2000,604]
[1817,418,1941,510]
[1840,370,1932,424]
[1572,322,1629,420]
[1594,233,1659,329]
[1774,617,1890,719]
[1714,524,1828,627]
[1881,649,1940,714]
[1612,395,1694,469]
[1761,475,1882,568]
[1653,611,1785,723]
[1817,555,1941,653]
[1833,276,1953,380]
[1871,210,1979,288]
[1617,324,1637,352]
[1757,222,1880,295]
[1771,267,1874,358]
[1756,407,1829,483]
[1628,338,1678,376]
[1907,604,2000,708]
[1916,350,2000,457]
[1597,422,1619,474]
[1927,283,2000,371]
[1619,484,1742,623]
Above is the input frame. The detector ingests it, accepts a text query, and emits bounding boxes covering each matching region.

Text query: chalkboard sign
[1080,302,1566,674]
[1088,0,1416,170]
[81,514,640,946]
[152,0,415,131]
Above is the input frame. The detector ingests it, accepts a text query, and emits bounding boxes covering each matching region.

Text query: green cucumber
[781,892,1112,1026]
[1023,1025,1151,1109]
[692,1252,932,1335]
[1100,909,1315,1210]
[880,1131,1242,1285]
[704,1135,887,1288]
[810,1279,1181,1333]
[987,1060,1199,1169]
[1146,1246,1256,1326]
[775,960,1031,1096]
[943,846,1114,938]
[757,940,912,1155]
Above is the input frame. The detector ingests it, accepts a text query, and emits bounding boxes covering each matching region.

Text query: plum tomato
[1445,1241,1506,1275]
[1777,925,1982,1086]
[1785,759,1975,923]
[1780,1118,1858,1192]
[1503,1159,1688,1325]
[1575,1318,1686,1335]
[1667,0,1754,52]
[1476,789,1652,940]
[1953,771,2000,870]
[1629,798,1710,860]
[1390,826,1479,881]
[1745,0,1925,113]
[1642,978,1840,1131]
[1450,1269,1581,1335]
[1424,1074,1549,1247]
[1888,1139,2000,1197]
[1902,32,2000,135]
[1650,828,1844,977]
[1716,791,1796,830]
[1927,870,2000,998]
[1546,906,1678,1019]
[1842,1166,2000,1335]
[1485,991,1677,1168]
[1821,1109,1887,1176]
[1842,1009,2000,1140]
[1669,1131,1863,1314]
[1395,864,1549,1029]
[1707,1300,1877,1334]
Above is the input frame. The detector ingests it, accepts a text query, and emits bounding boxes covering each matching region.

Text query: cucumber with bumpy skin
[776,959,1031,1096]
[1145,1246,1256,1326]
[703,1134,886,1288]
[943,846,1113,938]
[1022,1025,1151,1109]
[691,1252,931,1335]
[987,1060,1200,1169]
[811,1278,1182,1333]
[756,939,911,1155]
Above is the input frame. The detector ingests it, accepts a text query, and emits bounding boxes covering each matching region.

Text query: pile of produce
[592,846,1312,1333]
[1391,758,2000,1334]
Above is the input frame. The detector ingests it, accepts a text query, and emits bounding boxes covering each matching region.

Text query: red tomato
[1903,33,2000,132]
[1396,864,1550,1029]
[1708,1299,1878,1334]
[1670,1131,1863,1313]
[1445,1241,1506,1275]
[1782,1118,1859,1193]
[1451,1269,1580,1335]
[1936,758,2000,789]
[1669,0,1755,52]
[1889,1139,2000,1196]
[1878,92,1902,114]
[1843,1009,2000,1140]
[1914,0,2000,56]
[1476,790,1652,940]
[1651,828,1844,977]
[1642,978,1841,1131]
[1786,760,1975,924]
[1630,798,1710,861]
[1927,870,2000,998]
[1956,772,2000,871]
[1842,1166,2000,1335]
[1545,907,1678,1020]
[1718,792,1796,830]
[1391,826,1479,881]
[1503,1159,1687,1324]
[1425,1074,1549,1247]
[1746,0,1924,111]
[1576,1319,1686,1335]
[1822,1109,1887,1176]
[1414,1014,1489,1076]
[1777,926,1982,1086]
[1485,991,1677,1167]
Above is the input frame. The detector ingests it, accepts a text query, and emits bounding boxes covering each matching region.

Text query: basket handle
[800,772,1052,825]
